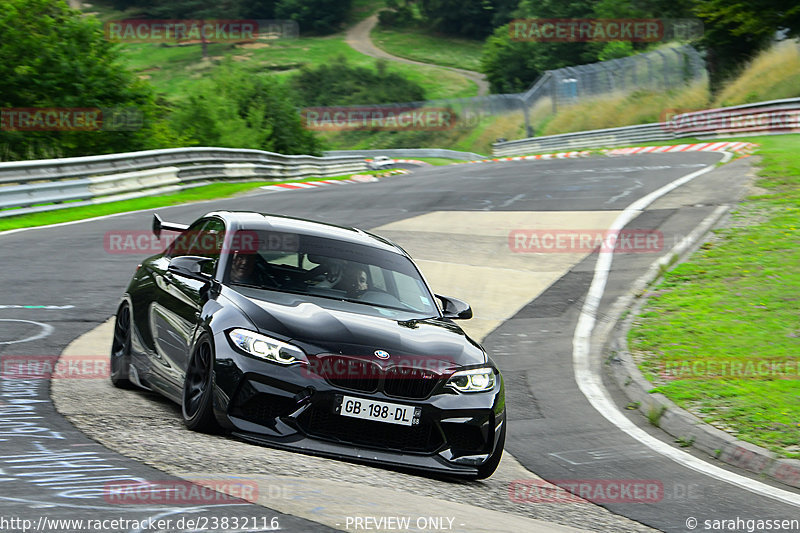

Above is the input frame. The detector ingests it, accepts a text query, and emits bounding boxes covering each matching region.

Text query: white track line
[572,151,800,508]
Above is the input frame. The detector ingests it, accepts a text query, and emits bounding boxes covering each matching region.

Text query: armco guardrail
[0,147,367,218]
[324,148,486,160]
[492,98,800,156]
[492,123,670,156]
[0,147,365,185]
[665,97,800,137]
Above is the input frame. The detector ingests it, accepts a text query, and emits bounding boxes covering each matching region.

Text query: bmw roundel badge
[374,350,390,359]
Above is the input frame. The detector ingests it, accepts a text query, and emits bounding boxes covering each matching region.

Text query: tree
[480,0,605,93]
[113,0,245,18]
[693,0,799,86]
[275,0,352,35]
[693,0,799,39]
[0,0,166,160]
[480,26,543,93]
[418,0,496,39]
[169,61,322,154]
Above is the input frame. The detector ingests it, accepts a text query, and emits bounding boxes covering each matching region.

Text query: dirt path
[345,14,490,97]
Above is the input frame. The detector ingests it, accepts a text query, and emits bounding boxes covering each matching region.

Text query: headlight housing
[446,368,496,393]
[228,329,306,365]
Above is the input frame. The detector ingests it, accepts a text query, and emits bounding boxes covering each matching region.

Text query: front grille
[300,405,444,453]
[317,356,381,393]
[313,355,443,400]
[383,366,440,399]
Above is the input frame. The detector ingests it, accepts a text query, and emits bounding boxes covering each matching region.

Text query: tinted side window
[165,220,207,259]
[166,218,225,276]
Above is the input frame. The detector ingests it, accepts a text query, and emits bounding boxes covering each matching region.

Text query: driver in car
[229,251,259,285]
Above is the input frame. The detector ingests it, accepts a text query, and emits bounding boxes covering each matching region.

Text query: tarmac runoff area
[52,210,657,533]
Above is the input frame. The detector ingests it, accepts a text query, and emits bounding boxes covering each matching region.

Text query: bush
[169,61,322,155]
[290,57,426,106]
[377,6,416,28]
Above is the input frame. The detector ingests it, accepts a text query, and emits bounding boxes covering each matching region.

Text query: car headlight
[446,368,496,393]
[228,329,306,365]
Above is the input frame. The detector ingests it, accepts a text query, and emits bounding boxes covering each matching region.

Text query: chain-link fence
[415,45,704,133]
[426,45,706,135]
[300,45,706,138]
[542,45,705,107]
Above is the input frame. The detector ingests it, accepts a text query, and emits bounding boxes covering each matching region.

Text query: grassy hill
[86,0,478,102]
[118,37,478,101]
[83,0,800,155]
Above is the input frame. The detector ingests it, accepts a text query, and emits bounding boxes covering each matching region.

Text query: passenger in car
[336,265,369,297]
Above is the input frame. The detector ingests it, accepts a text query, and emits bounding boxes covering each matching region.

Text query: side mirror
[436,294,473,320]
[168,256,214,282]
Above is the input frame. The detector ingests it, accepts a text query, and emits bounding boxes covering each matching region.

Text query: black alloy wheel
[182,338,220,433]
[110,303,134,389]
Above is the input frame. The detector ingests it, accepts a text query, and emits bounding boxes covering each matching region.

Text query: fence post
[654,50,669,87]
[518,96,533,137]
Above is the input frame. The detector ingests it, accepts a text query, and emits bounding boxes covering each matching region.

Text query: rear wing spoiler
[152,213,189,239]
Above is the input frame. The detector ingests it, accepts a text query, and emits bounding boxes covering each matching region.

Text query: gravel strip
[53,337,656,532]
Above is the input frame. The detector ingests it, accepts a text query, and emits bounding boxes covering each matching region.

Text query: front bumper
[212,337,505,476]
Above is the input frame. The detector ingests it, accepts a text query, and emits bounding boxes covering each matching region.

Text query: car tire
[182,337,220,433]
[473,421,506,480]
[110,303,135,389]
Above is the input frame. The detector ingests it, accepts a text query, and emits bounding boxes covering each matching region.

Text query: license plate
[336,395,420,426]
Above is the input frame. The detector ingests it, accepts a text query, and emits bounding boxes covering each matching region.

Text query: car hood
[223,288,486,368]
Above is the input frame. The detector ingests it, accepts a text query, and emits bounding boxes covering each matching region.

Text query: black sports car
[111,211,505,478]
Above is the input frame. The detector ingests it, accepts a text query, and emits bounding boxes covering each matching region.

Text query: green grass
[713,39,800,107]
[370,27,485,72]
[0,174,362,232]
[538,83,711,136]
[315,109,524,156]
[628,134,800,458]
[119,33,477,101]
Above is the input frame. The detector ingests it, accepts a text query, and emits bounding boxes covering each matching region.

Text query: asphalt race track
[1,153,799,533]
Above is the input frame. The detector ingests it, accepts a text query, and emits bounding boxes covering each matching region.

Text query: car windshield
[225,229,438,315]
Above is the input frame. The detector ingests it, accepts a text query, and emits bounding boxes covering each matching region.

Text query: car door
[151,217,225,386]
